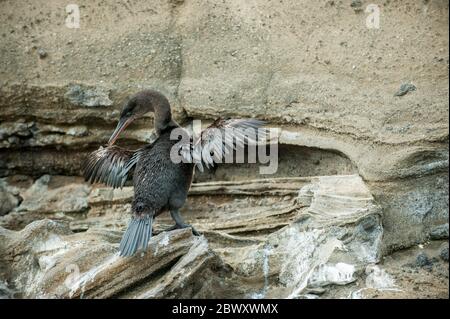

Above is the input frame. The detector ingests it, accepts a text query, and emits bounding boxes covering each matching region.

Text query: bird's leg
[166,210,200,236]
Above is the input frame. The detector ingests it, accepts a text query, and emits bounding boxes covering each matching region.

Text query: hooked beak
[108,117,134,145]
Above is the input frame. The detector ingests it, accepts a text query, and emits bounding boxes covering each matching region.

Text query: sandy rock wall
[0,1,448,258]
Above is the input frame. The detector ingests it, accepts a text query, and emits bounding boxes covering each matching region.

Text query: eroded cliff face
[0,0,448,298]
[0,175,385,298]
[0,175,447,298]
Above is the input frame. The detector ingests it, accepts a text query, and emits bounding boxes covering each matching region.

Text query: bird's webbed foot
[166,210,201,236]
[164,222,200,236]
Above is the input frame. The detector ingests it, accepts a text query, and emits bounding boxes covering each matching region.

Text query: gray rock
[0,122,34,145]
[394,83,417,97]
[415,252,432,268]
[0,281,17,299]
[0,179,21,216]
[0,220,228,298]
[66,126,89,137]
[303,287,326,295]
[37,48,47,59]
[439,245,449,262]
[64,84,113,108]
[16,175,90,215]
[350,0,363,12]
[429,223,449,240]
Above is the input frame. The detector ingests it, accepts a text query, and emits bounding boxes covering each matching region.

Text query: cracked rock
[65,84,113,108]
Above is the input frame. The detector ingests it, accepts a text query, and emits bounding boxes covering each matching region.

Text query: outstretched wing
[180,118,267,172]
[82,145,143,189]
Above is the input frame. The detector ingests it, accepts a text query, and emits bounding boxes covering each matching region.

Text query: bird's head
[108,89,171,145]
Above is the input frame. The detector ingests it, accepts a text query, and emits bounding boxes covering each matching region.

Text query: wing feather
[177,118,267,171]
[81,145,143,189]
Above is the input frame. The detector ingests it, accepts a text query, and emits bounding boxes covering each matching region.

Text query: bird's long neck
[153,100,175,135]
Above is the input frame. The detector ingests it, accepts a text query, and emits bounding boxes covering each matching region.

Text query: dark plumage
[82,89,266,257]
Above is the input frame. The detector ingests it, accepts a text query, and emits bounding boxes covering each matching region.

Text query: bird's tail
[119,215,153,257]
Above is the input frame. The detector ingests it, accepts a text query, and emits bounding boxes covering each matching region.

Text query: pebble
[439,246,449,262]
[37,48,47,59]
[394,83,416,97]
[283,115,293,123]
[429,223,449,240]
[415,252,432,268]
[350,0,363,12]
